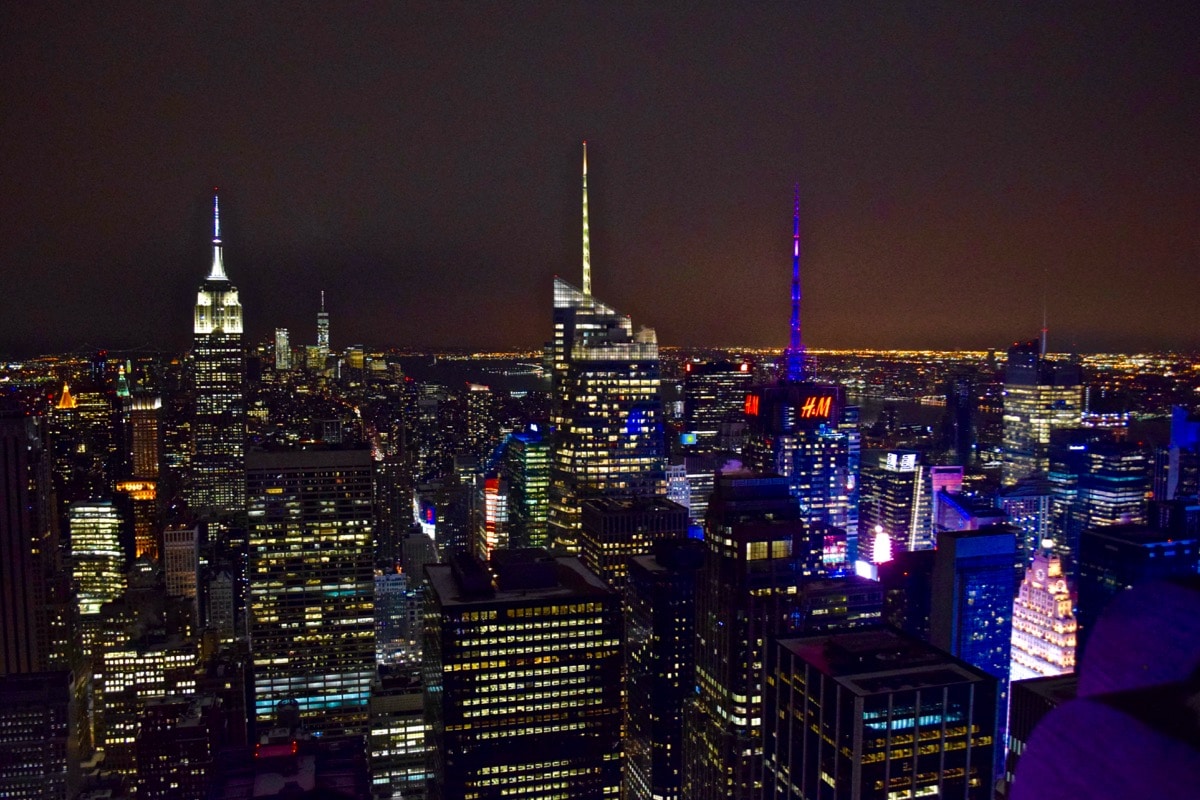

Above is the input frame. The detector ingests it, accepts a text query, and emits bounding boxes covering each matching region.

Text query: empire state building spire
[208,191,228,281]
[581,141,591,298]
[784,185,805,382]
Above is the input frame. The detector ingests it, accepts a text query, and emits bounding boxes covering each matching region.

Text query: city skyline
[2,4,1198,356]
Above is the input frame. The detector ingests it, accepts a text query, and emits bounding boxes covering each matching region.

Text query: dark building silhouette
[941,368,977,465]
[1003,674,1077,786]
[1076,524,1200,652]
[877,548,936,642]
[625,539,706,800]
[0,414,57,676]
[681,359,752,453]
[684,472,827,800]
[0,670,72,800]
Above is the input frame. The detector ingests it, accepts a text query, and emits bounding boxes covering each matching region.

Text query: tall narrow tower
[581,141,592,298]
[190,192,245,517]
[547,142,665,553]
[785,186,804,382]
[743,189,861,556]
[316,290,330,357]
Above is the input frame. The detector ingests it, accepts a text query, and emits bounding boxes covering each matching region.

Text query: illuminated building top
[1011,540,1077,681]
[56,382,76,409]
[317,290,330,354]
[194,192,242,335]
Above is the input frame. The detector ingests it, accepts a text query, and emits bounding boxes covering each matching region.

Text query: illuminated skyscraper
[190,193,245,516]
[503,427,550,549]
[1010,541,1077,681]
[744,382,859,550]
[931,524,1016,781]
[424,550,622,800]
[579,496,688,589]
[1048,432,1149,570]
[858,449,930,555]
[999,477,1053,570]
[744,190,860,557]
[548,142,665,552]
[95,637,197,773]
[274,327,291,372]
[316,290,330,358]
[1001,339,1082,486]
[69,500,125,618]
[246,449,375,736]
[473,473,508,559]
[932,525,1017,680]
[128,396,161,480]
[368,669,429,800]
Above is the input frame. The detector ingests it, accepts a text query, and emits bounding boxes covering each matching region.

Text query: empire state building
[190,193,245,516]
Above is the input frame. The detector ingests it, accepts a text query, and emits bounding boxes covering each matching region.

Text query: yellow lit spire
[57,382,76,410]
[582,141,591,298]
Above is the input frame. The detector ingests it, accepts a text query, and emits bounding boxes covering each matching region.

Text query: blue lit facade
[744,382,861,560]
[932,525,1017,783]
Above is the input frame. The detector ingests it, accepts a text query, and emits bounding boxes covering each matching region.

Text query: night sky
[2,3,1198,356]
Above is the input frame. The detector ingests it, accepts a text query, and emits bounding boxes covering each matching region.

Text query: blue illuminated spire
[785,185,805,382]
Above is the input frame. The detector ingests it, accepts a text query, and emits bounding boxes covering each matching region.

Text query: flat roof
[1083,523,1198,547]
[426,556,613,609]
[780,627,992,696]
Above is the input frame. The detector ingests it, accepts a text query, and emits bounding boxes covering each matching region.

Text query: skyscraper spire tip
[213,193,221,242]
[207,191,228,280]
[581,141,591,297]
[785,185,804,382]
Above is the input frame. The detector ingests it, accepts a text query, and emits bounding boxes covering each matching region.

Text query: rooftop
[780,626,992,696]
[426,552,613,608]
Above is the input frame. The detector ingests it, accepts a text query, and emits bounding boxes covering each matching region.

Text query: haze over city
[3,3,1198,356]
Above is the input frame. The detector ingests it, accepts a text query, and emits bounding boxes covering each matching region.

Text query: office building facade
[246,449,375,736]
[579,496,688,589]
[1001,339,1082,486]
[763,628,999,800]
[424,551,622,800]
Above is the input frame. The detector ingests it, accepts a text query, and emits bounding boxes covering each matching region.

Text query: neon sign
[799,395,833,419]
[745,394,760,416]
